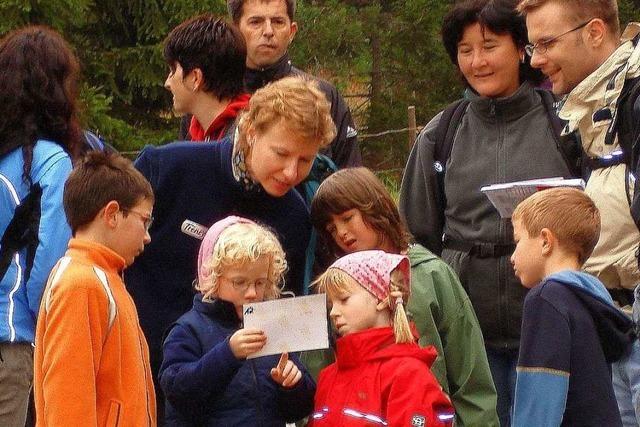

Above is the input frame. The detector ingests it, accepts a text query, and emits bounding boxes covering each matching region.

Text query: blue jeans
[612,339,640,426]
[612,288,640,426]
[486,347,518,427]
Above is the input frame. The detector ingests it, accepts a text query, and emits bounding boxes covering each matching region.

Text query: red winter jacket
[310,326,454,427]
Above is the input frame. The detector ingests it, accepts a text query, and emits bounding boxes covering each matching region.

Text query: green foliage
[2,0,639,162]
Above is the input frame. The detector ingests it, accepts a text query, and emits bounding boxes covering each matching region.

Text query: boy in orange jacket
[34,152,157,426]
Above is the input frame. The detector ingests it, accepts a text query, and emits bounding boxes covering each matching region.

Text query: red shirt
[311,326,454,426]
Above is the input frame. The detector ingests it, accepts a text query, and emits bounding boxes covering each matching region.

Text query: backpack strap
[44,258,117,341]
[619,76,640,167]
[302,154,338,294]
[536,88,583,177]
[433,99,469,169]
[0,183,42,282]
[432,99,469,229]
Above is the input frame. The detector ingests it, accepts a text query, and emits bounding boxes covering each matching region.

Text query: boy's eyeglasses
[525,20,591,57]
[225,277,273,293]
[122,209,154,231]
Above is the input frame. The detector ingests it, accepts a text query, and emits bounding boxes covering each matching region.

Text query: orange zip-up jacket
[34,239,156,426]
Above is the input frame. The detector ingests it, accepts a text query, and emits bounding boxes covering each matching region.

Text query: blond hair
[237,76,336,150]
[512,188,601,265]
[313,268,413,344]
[517,0,620,36]
[196,222,287,300]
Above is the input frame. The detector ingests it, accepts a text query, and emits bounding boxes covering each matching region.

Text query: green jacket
[407,244,498,427]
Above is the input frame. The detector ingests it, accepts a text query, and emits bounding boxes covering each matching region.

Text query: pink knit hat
[197,215,256,284]
[329,250,411,301]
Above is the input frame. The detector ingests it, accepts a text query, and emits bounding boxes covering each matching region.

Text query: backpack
[430,88,583,255]
[618,76,640,229]
[300,154,338,294]
[0,132,116,283]
[0,183,42,282]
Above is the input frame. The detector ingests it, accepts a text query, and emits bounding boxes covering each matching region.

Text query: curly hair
[0,25,82,182]
[236,76,336,151]
[196,222,288,301]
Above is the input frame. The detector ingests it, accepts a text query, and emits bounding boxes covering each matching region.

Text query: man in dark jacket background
[179,0,361,168]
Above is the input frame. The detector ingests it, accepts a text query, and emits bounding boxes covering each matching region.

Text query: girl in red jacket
[310,250,455,426]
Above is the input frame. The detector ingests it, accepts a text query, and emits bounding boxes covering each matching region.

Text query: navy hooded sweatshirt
[512,271,635,427]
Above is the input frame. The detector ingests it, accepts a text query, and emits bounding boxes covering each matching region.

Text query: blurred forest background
[2,0,640,173]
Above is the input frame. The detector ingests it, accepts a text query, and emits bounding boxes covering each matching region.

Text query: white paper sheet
[243,294,329,359]
[481,178,585,218]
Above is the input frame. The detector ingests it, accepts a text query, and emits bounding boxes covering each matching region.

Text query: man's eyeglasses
[122,209,154,231]
[525,20,592,57]
[225,277,273,293]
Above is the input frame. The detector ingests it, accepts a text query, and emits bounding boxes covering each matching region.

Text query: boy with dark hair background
[34,152,156,426]
[163,14,249,141]
[510,188,634,426]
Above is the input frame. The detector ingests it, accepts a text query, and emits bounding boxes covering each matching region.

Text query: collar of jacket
[467,81,539,122]
[245,53,292,93]
[194,293,242,328]
[334,325,436,369]
[66,238,126,274]
[560,23,640,156]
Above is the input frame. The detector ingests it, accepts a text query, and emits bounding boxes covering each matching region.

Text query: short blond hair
[237,76,336,150]
[517,0,620,35]
[313,268,413,344]
[512,188,601,265]
[197,222,287,300]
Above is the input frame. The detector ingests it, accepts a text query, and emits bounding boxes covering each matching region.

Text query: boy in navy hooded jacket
[510,188,635,427]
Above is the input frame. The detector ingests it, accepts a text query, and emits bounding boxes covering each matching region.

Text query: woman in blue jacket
[0,26,81,425]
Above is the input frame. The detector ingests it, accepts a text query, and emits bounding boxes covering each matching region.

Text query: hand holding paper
[270,353,302,388]
[229,328,266,359]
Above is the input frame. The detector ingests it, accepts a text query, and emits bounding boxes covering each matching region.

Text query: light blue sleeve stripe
[512,369,569,427]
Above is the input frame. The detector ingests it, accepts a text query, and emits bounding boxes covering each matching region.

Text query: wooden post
[408,105,417,147]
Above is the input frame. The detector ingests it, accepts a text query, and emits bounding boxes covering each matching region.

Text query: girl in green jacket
[310,167,499,427]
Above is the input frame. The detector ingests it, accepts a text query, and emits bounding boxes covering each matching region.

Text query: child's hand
[229,328,266,359]
[270,352,302,388]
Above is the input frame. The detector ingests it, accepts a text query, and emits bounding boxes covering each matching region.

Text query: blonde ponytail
[390,270,413,343]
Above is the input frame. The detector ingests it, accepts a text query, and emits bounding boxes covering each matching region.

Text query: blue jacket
[513,271,634,427]
[125,139,312,380]
[0,140,72,343]
[160,294,315,426]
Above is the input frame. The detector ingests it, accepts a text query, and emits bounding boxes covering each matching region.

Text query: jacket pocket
[106,400,121,427]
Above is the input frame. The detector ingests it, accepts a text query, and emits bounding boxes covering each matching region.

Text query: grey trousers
[0,342,33,427]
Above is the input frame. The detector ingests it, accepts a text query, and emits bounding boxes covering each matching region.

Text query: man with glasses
[518,0,640,425]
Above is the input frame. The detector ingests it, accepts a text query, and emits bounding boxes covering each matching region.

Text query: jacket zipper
[492,101,509,342]
[124,270,153,427]
[250,359,265,426]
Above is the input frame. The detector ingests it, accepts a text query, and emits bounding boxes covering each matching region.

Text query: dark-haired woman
[0,26,81,425]
[400,1,578,425]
